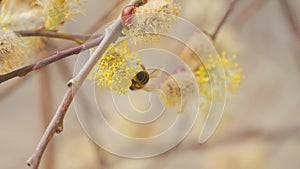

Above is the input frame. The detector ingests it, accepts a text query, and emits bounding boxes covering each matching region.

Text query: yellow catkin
[0,1,43,29]
[0,3,45,61]
[194,52,243,100]
[37,0,83,30]
[90,40,142,94]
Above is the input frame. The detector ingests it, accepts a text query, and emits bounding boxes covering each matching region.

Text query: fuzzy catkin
[124,0,181,43]
[160,72,198,113]
[89,40,142,94]
[0,29,30,74]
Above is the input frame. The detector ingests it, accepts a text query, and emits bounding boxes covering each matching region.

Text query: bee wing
[142,85,156,92]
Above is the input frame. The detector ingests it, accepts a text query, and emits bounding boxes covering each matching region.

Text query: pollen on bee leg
[177,103,184,114]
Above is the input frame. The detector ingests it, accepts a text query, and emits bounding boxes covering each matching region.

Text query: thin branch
[0,35,104,84]
[26,1,146,169]
[280,0,300,43]
[26,88,73,168]
[38,51,54,169]
[67,20,123,90]
[56,59,93,114]
[15,29,94,44]
[211,0,238,41]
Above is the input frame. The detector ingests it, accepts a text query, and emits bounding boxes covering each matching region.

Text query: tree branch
[0,35,104,84]
[280,0,300,43]
[38,51,54,169]
[26,88,73,168]
[15,29,94,44]
[56,59,94,116]
[26,1,146,169]
[211,0,238,41]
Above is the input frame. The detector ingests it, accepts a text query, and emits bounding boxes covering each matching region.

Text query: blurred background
[1,0,300,169]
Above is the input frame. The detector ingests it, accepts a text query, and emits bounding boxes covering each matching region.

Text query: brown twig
[26,88,73,168]
[0,35,104,84]
[15,29,94,44]
[38,51,54,169]
[280,0,300,43]
[56,59,93,114]
[211,0,238,41]
[279,0,300,64]
[26,1,146,169]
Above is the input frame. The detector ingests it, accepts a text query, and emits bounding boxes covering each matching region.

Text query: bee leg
[149,69,163,78]
[177,102,186,114]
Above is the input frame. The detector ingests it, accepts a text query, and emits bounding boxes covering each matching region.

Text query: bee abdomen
[135,71,149,85]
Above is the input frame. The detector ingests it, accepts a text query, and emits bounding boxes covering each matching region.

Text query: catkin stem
[211,0,238,40]
[15,29,94,44]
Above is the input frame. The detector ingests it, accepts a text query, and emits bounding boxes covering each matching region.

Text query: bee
[129,64,149,90]
[160,72,199,113]
[129,64,161,91]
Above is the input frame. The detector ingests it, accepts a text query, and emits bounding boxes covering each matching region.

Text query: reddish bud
[121,5,136,28]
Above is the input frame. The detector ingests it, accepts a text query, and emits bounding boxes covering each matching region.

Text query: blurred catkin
[0,2,45,74]
[36,0,83,30]
[194,52,243,100]
[0,29,30,74]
